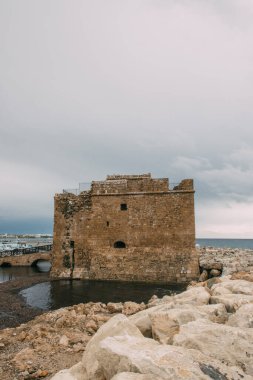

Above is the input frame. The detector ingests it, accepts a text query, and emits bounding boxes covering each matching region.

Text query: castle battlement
[91,174,169,194]
[62,175,194,196]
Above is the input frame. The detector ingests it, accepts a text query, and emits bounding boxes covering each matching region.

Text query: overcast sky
[0,0,253,237]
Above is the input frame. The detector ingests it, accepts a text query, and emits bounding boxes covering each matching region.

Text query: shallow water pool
[20,279,186,311]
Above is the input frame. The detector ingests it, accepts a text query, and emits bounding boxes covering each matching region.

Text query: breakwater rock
[199,247,253,280]
[52,276,253,380]
[0,301,146,380]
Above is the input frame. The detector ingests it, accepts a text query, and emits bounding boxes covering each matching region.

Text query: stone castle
[51,174,199,283]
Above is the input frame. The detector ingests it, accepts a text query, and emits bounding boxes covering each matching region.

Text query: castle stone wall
[51,174,199,283]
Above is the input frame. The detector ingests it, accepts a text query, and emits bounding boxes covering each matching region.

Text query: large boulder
[147,287,210,308]
[170,286,211,306]
[82,314,143,380]
[129,287,211,338]
[227,303,253,328]
[211,280,253,296]
[96,335,209,379]
[187,348,252,380]
[150,302,228,344]
[150,308,209,344]
[197,303,228,324]
[210,294,253,312]
[173,319,253,375]
[128,308,153,338]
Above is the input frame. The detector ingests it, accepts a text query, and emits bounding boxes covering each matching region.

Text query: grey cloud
[0,0,253,236]
[171,148,253,204]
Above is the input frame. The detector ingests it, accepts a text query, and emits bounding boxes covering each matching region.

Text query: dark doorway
[114,241,126,248]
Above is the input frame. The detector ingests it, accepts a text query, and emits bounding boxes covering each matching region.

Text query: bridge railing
[0,244,52,258]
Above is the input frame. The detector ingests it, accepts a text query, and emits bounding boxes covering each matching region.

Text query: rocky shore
[198,247,253,280]
[52,275,253,380]
[0,299,146,380]
[0,247,252,380]
[0,274,49,329]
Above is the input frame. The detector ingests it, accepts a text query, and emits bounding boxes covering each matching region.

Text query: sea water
[196,238,253,249]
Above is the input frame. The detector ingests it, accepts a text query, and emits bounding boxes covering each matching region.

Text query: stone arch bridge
[0,247,52,267]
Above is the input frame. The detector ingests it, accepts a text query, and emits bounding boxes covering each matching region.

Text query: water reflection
[36,261,51,272]
[21,282,53,310]
[20,279,186,311]
[0,264,51,283]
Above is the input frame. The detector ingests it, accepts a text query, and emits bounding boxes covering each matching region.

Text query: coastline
[0,274,49,329]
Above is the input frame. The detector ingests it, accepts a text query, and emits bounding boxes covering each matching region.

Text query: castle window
[120,203,127,210]
[70,241,75,248]
[114,241,126,248]
[107,221,110,227]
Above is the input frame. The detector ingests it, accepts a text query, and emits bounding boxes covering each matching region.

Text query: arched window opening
[114,241,126,249]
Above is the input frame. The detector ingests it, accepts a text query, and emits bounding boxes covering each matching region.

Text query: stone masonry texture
[51,174,199,283]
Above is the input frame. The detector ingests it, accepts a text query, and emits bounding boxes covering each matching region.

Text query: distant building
[51,174,199,283]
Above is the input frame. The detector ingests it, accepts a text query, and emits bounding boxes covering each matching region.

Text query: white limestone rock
[129,303,200,338]
[150,308,208,344]
[170,286,211,306]
[129,287,210,337]
[148,287,210,308]
[50,370,77,380]
[111,373,162,380]
[128,308,152,338]
[129,303,187,337]
[173,319,253,375]
[96,334,210,379]
[187,348,252,380]
[59,335,69,346]
[150,302,229,344]
[210,294,253,312]
[51,362,87,380]
[211,279,253,296]
[197,303,228,323]
[82,314,143,380]
[227,303,253,328]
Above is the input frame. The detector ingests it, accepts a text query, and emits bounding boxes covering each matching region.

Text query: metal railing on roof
[62,181,181,194]
[63,182,91,195]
